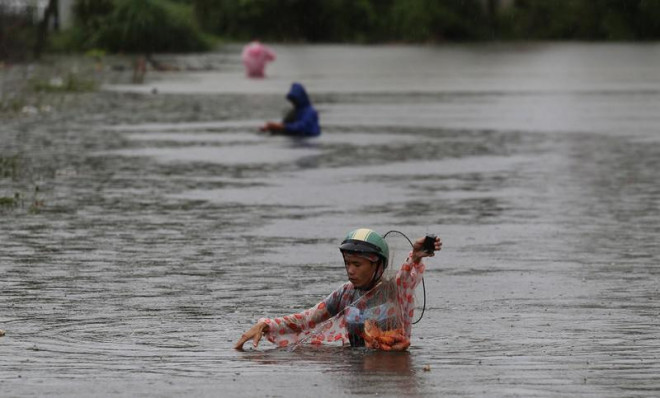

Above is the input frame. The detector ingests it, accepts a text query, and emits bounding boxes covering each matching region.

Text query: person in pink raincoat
[241,40,276,78]
[234,228,442,351]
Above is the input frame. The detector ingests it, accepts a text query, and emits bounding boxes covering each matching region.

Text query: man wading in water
[234,228,442,351]
[259,82,321,138]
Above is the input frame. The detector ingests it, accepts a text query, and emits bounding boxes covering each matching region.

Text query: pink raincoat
[259,253,425,349]
[241,41,276,78]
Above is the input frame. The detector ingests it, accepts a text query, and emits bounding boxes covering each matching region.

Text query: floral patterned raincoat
[259,254,425,348]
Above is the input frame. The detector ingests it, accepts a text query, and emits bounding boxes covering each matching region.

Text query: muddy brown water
[1,43,659,397]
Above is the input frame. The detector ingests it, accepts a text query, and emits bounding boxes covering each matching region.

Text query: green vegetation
[0,4,37,61]
[70,0,213,53]
[0,155,44,213]
[0,156,23,211]
[189,0,491,42]
[0,97,28,114]
[498,0,660,40]
[0,155,20,179]
[1,0,660,60]
[0,194,19,208]
[188,0,660,43]
[31,73,97,93]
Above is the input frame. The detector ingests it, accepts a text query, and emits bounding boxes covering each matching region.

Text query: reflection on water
[1,43,660,397]
[240,347,421,397]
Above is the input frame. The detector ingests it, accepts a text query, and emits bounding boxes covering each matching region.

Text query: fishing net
[274,230,425,352]
[383,230,426,326]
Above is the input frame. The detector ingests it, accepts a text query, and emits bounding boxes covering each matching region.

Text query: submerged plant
[0,193,19,208]
[0,156,43,213]
[0,155,20,179]
[31,73,97,93]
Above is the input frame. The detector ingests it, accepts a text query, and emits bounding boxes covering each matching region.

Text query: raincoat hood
[286,82,311,108]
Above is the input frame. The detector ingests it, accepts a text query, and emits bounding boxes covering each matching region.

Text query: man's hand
[410,235,442,264]
[259,122,284,133]
[234,321,270,351]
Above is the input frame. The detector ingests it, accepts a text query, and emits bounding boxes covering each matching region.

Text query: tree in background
[637,0,660,39]
[8,0,660,62]
[71,0,115,49]
[388,0,489,41]
[573,0,660,40]
[68,0,212,83]
[70,0,211,53]
[189,0,490,42]
[0,3,37,61]
[34,0,60,59]
[497,0,579,39]
[498,0,660,40]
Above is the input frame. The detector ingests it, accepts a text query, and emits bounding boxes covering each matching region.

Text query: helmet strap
[363,260,384,290]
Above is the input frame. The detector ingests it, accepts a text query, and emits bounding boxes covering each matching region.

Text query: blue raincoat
[283,83,321,137]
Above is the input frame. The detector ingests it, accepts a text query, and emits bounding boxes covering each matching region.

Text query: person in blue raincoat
[260,82,321,137]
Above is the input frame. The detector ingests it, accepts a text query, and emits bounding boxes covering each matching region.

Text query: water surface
[1,43,659,397]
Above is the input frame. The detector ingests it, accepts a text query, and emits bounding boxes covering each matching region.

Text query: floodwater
[1,43,659,397]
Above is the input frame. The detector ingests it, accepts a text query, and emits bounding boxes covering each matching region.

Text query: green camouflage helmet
[339,228,389,268]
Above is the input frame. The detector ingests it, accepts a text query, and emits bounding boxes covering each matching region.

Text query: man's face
[343,253,377,289]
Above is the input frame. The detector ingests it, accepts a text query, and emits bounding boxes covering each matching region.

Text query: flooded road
[1,43,659,397]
